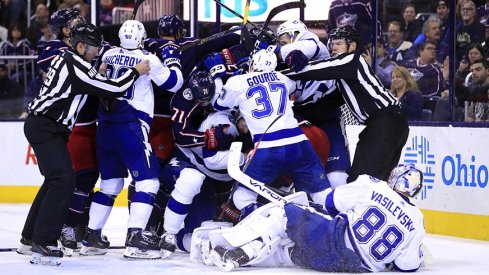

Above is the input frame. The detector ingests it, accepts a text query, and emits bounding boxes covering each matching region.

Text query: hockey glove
[161,42,182,69]
[205,124,234,150]
[285,50,309,72]
[203,52,226,79]
[254,40,280,55]
[221,44,250,68]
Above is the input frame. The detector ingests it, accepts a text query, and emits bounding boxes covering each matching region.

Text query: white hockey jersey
[280,30,330,61]
[325,175,425,272]
[214,71,307,148]
[178,111,243,181]
[102,47,183,118]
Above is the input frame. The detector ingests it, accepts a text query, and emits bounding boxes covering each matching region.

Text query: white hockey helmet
[249,49,277,72]
[276,19,307,42]
[119,20,146,49]
[388,164,423,198]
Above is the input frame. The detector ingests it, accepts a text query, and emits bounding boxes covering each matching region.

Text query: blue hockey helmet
[157,15,186,38]
[388,164,423,198]
[188,71,215,103]
[48,8,85,39]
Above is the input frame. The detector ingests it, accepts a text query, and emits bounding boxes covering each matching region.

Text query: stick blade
[227,142,244,180]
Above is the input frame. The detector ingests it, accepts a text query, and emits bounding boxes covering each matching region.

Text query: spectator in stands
[437,0,450,39]
[477,0,489,26]
[456,0,485,65]
[434,59,489,121]
[404,41,446,97]
[386,21,413,65]
[363,38,396,87]
[408,18,448,63]
[1,0,27,29]
[0,23,35,87]
[26,3,50,48]
[0,60,23,118]
[390,66,423,121]
[456,42,485,85]
[99,0,114,26]
[36,23,56,53]
[327,0,374,51]
[402,4,424,43]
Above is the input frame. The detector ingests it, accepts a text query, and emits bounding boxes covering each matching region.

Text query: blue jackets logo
[402,136,435,200]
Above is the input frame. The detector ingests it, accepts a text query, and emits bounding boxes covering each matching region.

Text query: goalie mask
[388,164,423,198]
[249,49,277,73]
[119,20,147,50]
[276,19,307,43]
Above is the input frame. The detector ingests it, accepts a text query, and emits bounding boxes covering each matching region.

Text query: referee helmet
[70,23,103,48]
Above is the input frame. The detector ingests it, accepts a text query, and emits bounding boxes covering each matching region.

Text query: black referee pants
[348,106,409,183]
[21,114,75,246]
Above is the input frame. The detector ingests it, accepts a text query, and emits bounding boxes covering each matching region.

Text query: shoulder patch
[183,89,194,100]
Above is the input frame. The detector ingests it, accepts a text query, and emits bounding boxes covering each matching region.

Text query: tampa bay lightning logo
[402,135,435,200]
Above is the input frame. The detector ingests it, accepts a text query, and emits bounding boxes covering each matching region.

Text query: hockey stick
[0,246,126,253]
[131,0,146,20]
[216,114,283,221]
[180,26,245,52]
[227,142,290,206]
[258,1,306,39]
[240,0,255,51]
[182,1,305,52]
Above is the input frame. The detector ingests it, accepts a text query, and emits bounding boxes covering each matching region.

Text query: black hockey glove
[285,49,309,72]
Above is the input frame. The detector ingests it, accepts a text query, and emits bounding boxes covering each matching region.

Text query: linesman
[20,22,150,266]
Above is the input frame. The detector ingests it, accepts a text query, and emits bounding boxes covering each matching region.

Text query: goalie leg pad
[190,221,233,264]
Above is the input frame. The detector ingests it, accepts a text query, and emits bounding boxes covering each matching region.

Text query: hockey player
[211,49,331,214]
[287,26,409,183]
[207,164,426,273]
[80,20,183,259]
[271,19,351,188]
[160,105,241,258]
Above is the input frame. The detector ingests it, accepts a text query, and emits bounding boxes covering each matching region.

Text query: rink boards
[0,122,488,241]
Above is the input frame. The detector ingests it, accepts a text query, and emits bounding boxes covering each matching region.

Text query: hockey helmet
[48,8,85,38]
[157,15,186,38]
[189,71,216,103]
[250,26,276,45]
[119,20,147,49]
[276,19,307,42]
[249,49,277,72]
[327,25,360,51]
[387,164,424,198]
[70,22,103,48]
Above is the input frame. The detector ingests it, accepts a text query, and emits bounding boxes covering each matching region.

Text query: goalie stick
[181,1,305,52]
[131,0,146,20]
[227,142,290,206]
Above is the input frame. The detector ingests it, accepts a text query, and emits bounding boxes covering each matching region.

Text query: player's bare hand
[135,59,150,75]
[98,62,107,75]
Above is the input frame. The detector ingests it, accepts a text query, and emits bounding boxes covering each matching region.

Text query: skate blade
[209,250,236,272]
[124,247,161,260]
[79,245,108,256]
[30,252,61,266]
[201,240,214,266]
[58,240,75,257]
[16,244,32,256]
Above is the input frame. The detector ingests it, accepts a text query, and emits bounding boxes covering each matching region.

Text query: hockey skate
[30,243,63,266]
[209,246,251,272]
[58,225,77,256]
[123,228,160,260]
[159,232,176,259]
[79,228,110,256]
[74,225,87,250]
[16,237,32,255]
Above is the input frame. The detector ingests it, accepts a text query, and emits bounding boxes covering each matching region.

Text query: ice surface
[1,204,488,275]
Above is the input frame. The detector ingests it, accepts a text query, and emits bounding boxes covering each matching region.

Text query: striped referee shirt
[287,51,399,124]
[29,49,139,130]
